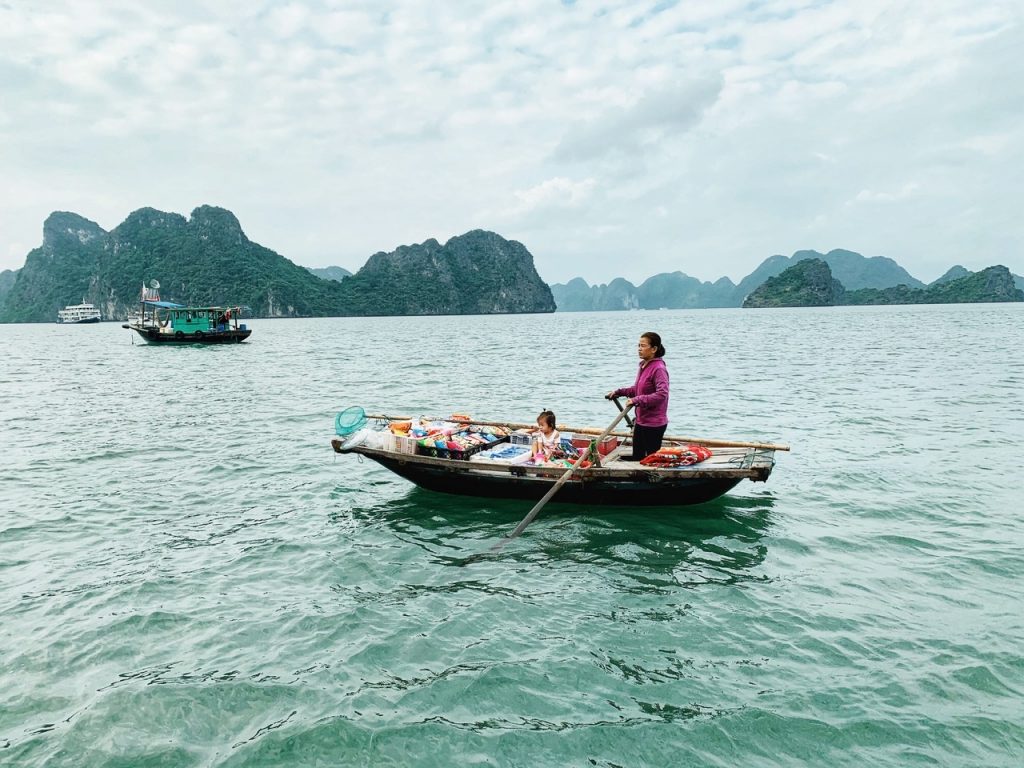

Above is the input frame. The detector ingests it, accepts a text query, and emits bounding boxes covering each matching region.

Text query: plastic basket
[510,432,533,446]
[335,406,367,436]
[415,439,493,461]
[570,436,619,455]
[443,442,482,461]
[415,439,444,459]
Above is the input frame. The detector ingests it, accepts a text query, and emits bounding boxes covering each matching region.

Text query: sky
[1,0,1021,285]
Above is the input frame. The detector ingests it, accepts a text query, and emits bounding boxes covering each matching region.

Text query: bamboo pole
[364,413,790,452]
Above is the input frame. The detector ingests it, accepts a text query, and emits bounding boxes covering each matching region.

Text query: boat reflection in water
[329,485,776,583]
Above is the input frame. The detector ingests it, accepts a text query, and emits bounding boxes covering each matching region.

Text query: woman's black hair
[642,331,666,358]
[537,410,556,428]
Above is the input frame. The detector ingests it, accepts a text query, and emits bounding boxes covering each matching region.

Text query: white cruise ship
[57,303,102,324]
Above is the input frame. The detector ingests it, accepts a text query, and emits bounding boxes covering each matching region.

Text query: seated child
[532,410,561,463]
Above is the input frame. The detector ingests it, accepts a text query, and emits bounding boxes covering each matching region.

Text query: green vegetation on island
[3,210,1020,321]
[741,259,844,307]
[0,269,17,309]
[0,207,554,322]
[335,230,554,316]
[742,259,1024,307]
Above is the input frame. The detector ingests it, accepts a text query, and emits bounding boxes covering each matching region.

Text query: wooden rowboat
[331,414,787,507]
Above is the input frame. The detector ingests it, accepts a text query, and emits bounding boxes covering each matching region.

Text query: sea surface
[1,305,1022,767]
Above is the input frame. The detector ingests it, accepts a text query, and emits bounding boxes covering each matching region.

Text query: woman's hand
[605,391,617,400]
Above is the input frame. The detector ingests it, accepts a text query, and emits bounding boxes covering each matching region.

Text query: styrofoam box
[470,444,533,463]
[395,435,418,454]
[380,432,418,454]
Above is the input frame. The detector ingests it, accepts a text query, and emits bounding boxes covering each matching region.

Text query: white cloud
[510,177,598,215]
[552,76,725,164]
[852,183,921,204]
[960,133,1012,155]
[266,3,311,39]
[0,0,1022,286]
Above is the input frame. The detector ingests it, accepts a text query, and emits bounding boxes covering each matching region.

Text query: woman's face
[637,336,657,361]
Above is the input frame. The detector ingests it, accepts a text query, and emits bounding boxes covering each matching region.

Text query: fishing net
[335,406,367,436]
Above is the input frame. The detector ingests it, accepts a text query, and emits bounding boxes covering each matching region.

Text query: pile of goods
[343,412,616,469]
[639,445,713,468]
[387,418,510,460]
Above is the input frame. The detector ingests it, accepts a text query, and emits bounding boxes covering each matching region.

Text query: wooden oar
[499,404,634,544]
[365,413,790,452]
[612,396,635,428]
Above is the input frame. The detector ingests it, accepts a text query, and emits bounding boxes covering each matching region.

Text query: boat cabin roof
[143,301,241,313]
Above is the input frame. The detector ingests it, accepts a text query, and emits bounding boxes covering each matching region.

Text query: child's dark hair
[537,410,556,429]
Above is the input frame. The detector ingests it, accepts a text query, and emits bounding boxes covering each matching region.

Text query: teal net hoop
[335,406,367,436]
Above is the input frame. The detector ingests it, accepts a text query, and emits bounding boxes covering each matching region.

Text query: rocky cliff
[743,261,1023,307]
[0,268,18,309]
[334,230,555,315]
[0,209,554,322]
[845,265,1023,305]
[743,259,844,307]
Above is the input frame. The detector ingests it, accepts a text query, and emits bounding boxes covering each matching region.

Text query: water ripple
[2,308,1023,766]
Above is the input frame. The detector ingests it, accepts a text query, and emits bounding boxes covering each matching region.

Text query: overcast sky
[1,1,1021,284]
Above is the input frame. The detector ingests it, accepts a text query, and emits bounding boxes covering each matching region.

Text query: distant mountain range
[3,215,1021,322]
[550,248,1024,311]
[306,266,351,281]
[0,207,554,322]
[743,259,1023,307]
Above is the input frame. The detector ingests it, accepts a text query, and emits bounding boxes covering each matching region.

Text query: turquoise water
[1,306,1022,767]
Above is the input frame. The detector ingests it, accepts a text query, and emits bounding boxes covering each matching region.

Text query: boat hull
[370,452,744,505]
[125,325,251,344]
[58,317,101,324]
[333,439,773,507]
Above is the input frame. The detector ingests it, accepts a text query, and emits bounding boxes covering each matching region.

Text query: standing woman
[606,331,670,460]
